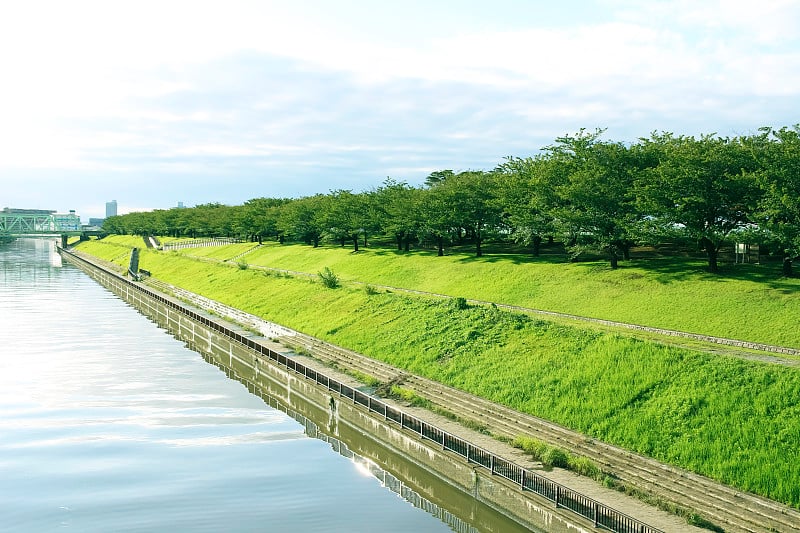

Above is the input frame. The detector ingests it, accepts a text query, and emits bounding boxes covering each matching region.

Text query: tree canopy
[103,125,800,276]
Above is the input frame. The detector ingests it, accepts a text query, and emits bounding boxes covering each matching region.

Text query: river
[0,238,516,532]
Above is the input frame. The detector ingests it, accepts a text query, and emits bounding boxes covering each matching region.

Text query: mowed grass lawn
[74,237,800,508]
[163,238,800,348]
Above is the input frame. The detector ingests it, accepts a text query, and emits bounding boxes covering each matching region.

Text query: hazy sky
[1,0,798,220]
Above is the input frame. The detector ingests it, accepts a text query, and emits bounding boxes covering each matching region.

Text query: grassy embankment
[75,236,800,508]
[172,238,799,348]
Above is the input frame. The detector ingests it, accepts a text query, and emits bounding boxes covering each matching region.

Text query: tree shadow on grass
[450,242,570,266]
[369,248,443,259]
[568,255,799,292]
[330,242,799,293]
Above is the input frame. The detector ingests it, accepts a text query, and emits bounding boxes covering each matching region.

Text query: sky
[1,0,799,221]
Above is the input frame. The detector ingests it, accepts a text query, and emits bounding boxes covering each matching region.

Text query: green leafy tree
[639,133,761,273]
[101,215,126,235]
[277,195,328,247]
[322,190,373,252]
[430,170,502,257]
[496,154,560,256]
[239,197,290,243]
[373,178,423,252]
[545,129,639,268]
[424,169,454,187]
[418,184,455,256]
[748,126,800,276]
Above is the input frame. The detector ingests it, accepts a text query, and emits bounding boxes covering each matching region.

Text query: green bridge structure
[1,208,103,245]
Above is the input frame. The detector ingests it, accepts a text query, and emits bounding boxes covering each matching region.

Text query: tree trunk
[258,235,263,244]
[396,232,403,251]
[609,245,619,269]
[621,241,631,260]
[475,237,482,257]
[783,255,794,277]
[353,234,359,252]
[532,235,542,257]
[312,236,319,248]
[437,236,444,256]
[700,237,719,273]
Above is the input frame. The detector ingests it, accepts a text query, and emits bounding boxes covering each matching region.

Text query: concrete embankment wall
[60,248,637,533]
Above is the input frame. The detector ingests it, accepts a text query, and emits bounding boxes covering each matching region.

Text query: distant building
[177,201,185,208]
[88,218,105,227]
[106,200,118,218]
[54,210,81,231]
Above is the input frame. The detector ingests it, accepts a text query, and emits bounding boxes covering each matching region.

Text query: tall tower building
[106,200,118,218]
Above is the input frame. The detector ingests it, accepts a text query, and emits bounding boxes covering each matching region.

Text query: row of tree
[103,126,800,275]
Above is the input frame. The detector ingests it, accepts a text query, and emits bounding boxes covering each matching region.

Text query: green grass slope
[74,238,800,507]
[176,239,800,348]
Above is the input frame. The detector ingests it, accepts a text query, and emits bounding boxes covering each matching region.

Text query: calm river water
[0,239,491,532]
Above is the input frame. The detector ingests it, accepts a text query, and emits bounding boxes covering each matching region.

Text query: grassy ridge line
[138,238,800,358]
[176,239,800,349]
[75,237,800,508]
[179,247,800,357]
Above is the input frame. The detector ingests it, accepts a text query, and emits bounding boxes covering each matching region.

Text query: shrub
[568,455,600,478]
[512,436,549,458]
[512,436,571,469]
[318,267,340,288]
[365,284,379,295]
[452,296,468,310]
[541,446,569,468]
[237,259,249,270]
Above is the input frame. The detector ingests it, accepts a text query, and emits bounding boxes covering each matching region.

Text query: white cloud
[1,0,799,214]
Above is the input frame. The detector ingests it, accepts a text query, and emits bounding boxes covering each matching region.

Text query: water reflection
[1,239,463,533]
[202,353,537,533]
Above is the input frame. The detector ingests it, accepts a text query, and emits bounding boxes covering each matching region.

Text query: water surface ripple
[0,240,453,532]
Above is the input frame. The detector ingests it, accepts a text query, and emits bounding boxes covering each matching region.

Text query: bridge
[1,208,103,243]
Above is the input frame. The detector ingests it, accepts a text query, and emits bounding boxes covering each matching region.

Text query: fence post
[521,469,526,490]
[490,455,495,475]
[594,502,598,526]
[555,486,560,508]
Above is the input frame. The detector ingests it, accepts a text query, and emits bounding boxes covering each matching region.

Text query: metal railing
[161,237,242,251]
[208,356,482,533]
[60,247,663,533]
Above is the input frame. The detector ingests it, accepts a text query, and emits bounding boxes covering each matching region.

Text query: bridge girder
[1,213,82,235]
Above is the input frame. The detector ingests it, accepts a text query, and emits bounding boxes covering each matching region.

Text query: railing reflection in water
[207,355,481,533]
